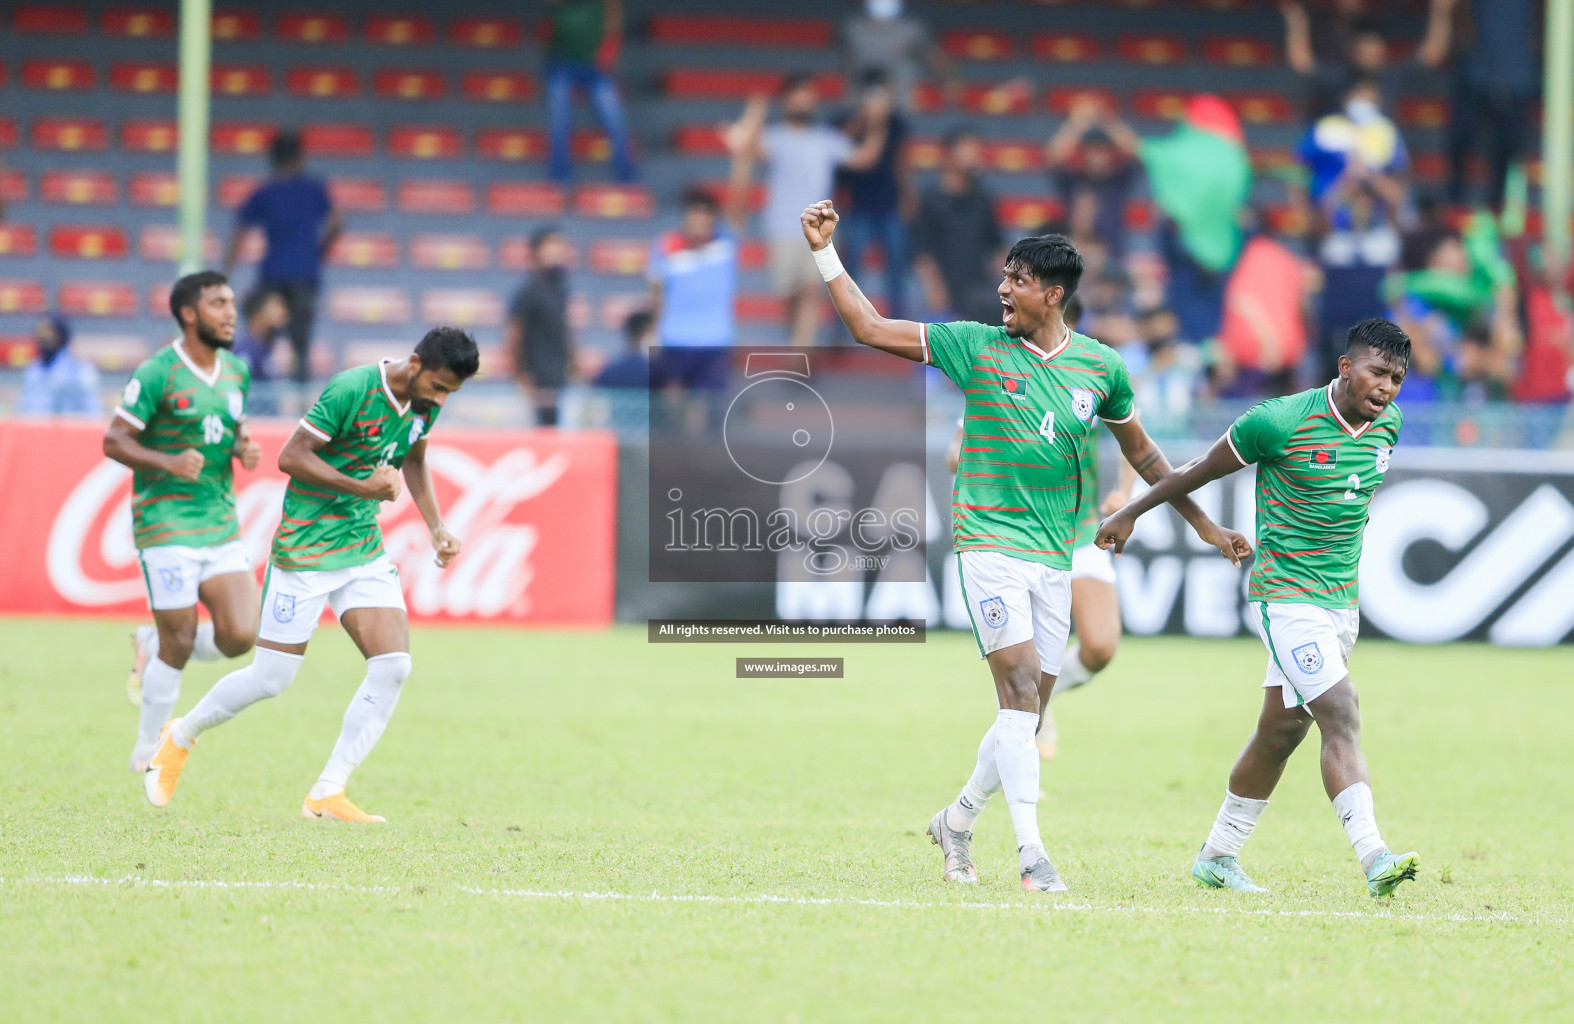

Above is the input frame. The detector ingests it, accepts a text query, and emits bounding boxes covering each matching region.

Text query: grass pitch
[1,619,1570,1022]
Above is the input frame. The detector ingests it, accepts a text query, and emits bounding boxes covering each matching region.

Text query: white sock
[992,708,1043,859]
[946,723,1001,831]
[190,621,223,662]
[1053,643,1094,694]
[1200,790,1270,860]
[178,647,305,747]
[310,653,412,799]
[1332,781,1388,872]
[136,657,183,753]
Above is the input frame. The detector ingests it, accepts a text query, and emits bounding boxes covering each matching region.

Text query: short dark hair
[529,224,563,253]
[270,128,302,168]
[242,287,278,320]
[169,270,229,326]
[623,310,654,345]
[1346,317,1411,368]
[856,68,891,90]
[1004,234,1084,305]
[415,326,481,380]
[680,185,719,213]
[779,72,815,97]
[942,126,978,150]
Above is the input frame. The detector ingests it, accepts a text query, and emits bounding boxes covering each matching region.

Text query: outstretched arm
[1096,434,1249,556]
[1102,419,1251,565]
[802,200,927,361]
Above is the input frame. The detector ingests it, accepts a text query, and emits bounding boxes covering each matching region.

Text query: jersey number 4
[1038,410,1055,443]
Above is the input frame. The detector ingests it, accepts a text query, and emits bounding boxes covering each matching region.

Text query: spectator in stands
[912,129,1005,324]
[1131,306,1200,421]
[232,289,289,415]
[594,310,655,389]
[725,75,889,347]
[507,226,576,427]
[1439,0,1537,211]
[835,72,914,319]
[223,129,341,384]
[1280,0,1453,118]
[647,186,739,389]
[18,314,99,417]
[544,0,639,185]
[1045,96,1141,261]
[842,0,959,111]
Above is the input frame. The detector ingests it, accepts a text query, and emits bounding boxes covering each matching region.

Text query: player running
[141,327,480,822]
[1097,318,1420,898]
[801,200,1250,891]
[105,271,262,773]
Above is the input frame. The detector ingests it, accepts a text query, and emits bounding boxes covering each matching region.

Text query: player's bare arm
[1096,435,1247,556]
[233,422,262,472]
[278,426,402,502]
[103,414,204,482]
[802,200,928,361]
[401,438,461,568]
[1102,418,1251,566]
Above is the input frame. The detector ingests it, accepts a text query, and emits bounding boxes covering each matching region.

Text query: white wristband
[812,243,845,282]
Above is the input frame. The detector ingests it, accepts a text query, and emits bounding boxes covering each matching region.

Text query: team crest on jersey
[1291,641,1323,674]
[409,418,425,445]
[978,596,1008,629]
[227,391,244,420]
[1374,446,1392,473]
[272,593,296,623]
[1070,388,1096,422]
[1308,447,1338,468]
[999,372,1030,400]
[158,567,183,592]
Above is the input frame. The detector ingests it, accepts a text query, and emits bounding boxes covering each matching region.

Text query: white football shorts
[259,555,406,645]
[956,549,1072,675]
[1069,541,1118,585]
[1254,601,1360,708]
[139,540,253,611]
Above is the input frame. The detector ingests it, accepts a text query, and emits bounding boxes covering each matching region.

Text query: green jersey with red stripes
[272,361,439,571]
[1074,431,1103,547]
[115,340,251,550]
[926,320,1136,570]
[1227,383,1403,608]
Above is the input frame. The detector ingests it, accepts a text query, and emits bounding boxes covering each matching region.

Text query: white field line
[0,874,1562,927]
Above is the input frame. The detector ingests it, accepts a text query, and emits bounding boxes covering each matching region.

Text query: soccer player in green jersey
[801,200,1251,892]
[142,327,480,822]
[1097,318,1421,898]
[105,271,263,773]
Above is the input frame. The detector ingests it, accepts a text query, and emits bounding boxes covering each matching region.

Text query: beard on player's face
[195,314,236,349]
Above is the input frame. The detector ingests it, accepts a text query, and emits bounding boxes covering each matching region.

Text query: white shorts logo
[272,593,296,623]
[979,596,1008,629]
[1070,388,1096,422]
[158,566,183,592]
[1374,446,1392,473]
[1291,641,1323,674]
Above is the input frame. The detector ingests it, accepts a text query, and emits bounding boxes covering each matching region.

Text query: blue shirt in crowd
[239,174,333,285]
[648,228,737,348]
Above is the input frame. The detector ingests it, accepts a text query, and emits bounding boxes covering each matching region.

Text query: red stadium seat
[736,294,786,322]
[1250,148,1296,173]
[912,82,1032,116]
[908,138,942,170]
[477,129,545,162]
[0,226,40,258]
[129,172,178,207]
[1397,97,1449,129]
[0,280,48,315]
[138,227,228,264]
[1227,92,1293,124]
[60,281,139,317]
[1203,36,1275,67]
[211,65,272,96]
[487,182,565,217]
[572,132,612,163]
[589,239,649,276]
[303,123,376,157]
[981,140,1042,173]
[389,126,463,160]
[217,175,258,208]
[0,335,35,367]
[122,119,177,153]
[286,67,359,99]
[328,232,401,268]
[698,180,763,212]
[497,237,535,271]
[12,5,89,34]
[672,125,727,156]
[451,18,523,49]
[0,169,27,203]
[649,15,832,47]
[574,185,653,220]
[32,118,109,151]
[0,120,14,149]
[410,234,489,271]
[365,15,433,46]
[463,72,535,103]
[23,59,95,91]
[1047,87,1117,116]
[103,7,175,38]
[996,196,1065,232]
[1130,89,1190,120]
[397,180,475,214]
[1031,33,1099,62]
[51,226,129,260]
[42,171,118,205]
[942,30,1014,60]
[420,290,504,328]
[1124,200,1155,232]
[664,69,844,101]
[1117,34,1186,64]
[329,178,388,212]
[110,62,177,94]
[211,9,262,41]
[278,12,349,44]
[328,287,411,325]
[375,70,446,101]
[211,122,275,155]
[739,240,767,270]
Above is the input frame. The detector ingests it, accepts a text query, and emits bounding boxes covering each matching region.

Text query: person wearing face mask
[835,71,914,320]
[842,0,957,112]
[18,314,100,416]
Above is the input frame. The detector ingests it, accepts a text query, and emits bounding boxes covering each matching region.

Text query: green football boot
[1366,850,1420,898]
[1192,852,1268,892]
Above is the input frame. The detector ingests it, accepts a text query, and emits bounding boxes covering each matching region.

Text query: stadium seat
[0,280,48,315]
[211,65,272,97]
[138,226,223,264]
[648,15,833,47]
[1250,148,1296,173]
[375,70,446,101]
[574,185,654,220]
[0,226,40,258]
[304,123,376,157]
[129,172,178,207]
[463,72,535,103]
[12,5,89,34]
[211,9,262,41]
[913,82,1031,116]
[327,286,411,324]
[397,180,476,215]
[51,226,129,260]
[477,129,546,162]
[0,120,14,149]
[1397,97,1449,129]
[328,232,400,268]
[328,178,388,212]
[1202,36,1275,67]
[697,181,763,212]
[451,17,522,49]
[1031,33,1099,62]
[982,140,1042,173]
[60,281,139,317]
[42,171,118,206]
[942,30,1014,61]
[573,132,612,162]
[996,197,1065,232]
[389,126,463,160]
[664,69,844,101]
[1117,34,1186,65]
[122,119,177,153]
[908,138,942,170]
[497,237,533,271]
[0,169,26,203]
[217,175,256,208]
[103,7,174,38]
[420,289,504,328]
[739,240,767,270]
[365,15,434,46]
[32,118,109,151]
[1227,92,1294,125]
[110,62,178,94]
[1131,89,1190,120]
[588,239,649,276]
[286,67,359,99]
[212,122,275,155]
[1047,88,1117,116]
[735,294,786,322]
[0,335,36,366]
[671,124,727,156]
[278,12,349,44]
[410,234,489,271]
[23,59,95,91]
[486,182,564,217]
